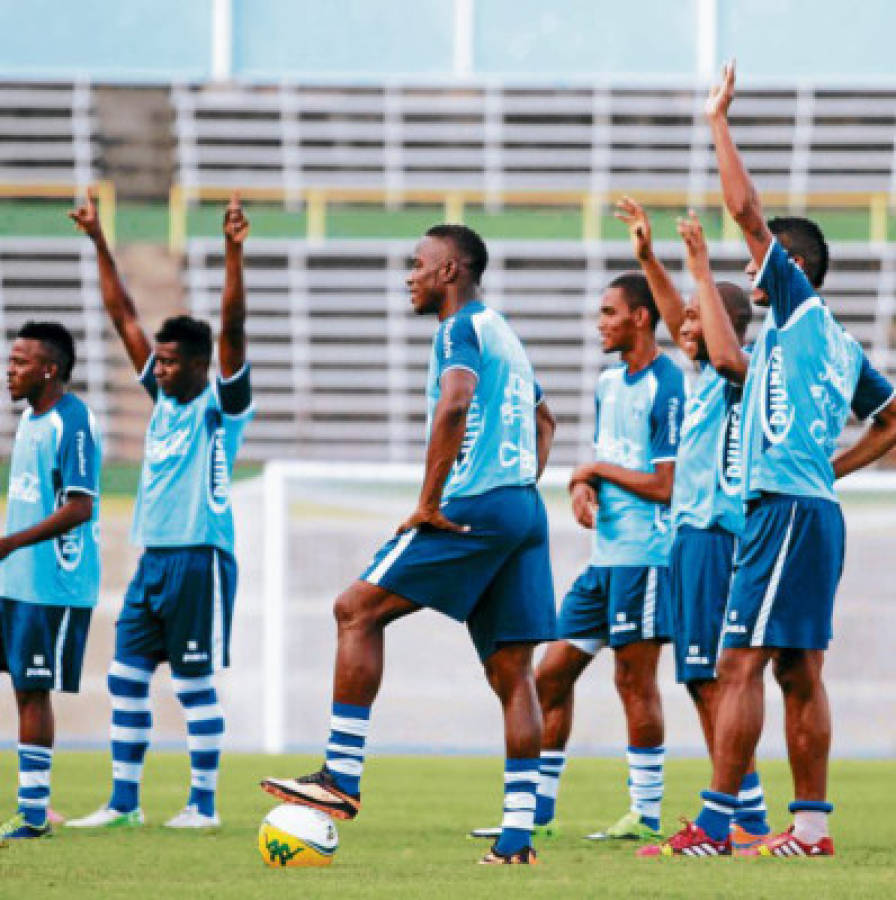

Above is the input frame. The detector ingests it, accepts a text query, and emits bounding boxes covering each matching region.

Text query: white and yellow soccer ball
[258,804,339,868]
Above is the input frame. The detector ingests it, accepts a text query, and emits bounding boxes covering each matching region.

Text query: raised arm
[706,61,773,268]
[678,211,749,383]
[69,188,151,373]
[219,191,249,377]
[615,196,686,345]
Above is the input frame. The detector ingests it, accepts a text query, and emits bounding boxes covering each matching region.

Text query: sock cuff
[700,789,738,810]
[332,701,371,720]
[539,750,566,762]
[739,771,761,791]
[505,757,540,773]
[18,743,53,758]
[627,746,664,767]
[789,800,833,814]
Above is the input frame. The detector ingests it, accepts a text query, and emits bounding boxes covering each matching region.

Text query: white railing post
[263,460,288,754]
[386,245,410,461]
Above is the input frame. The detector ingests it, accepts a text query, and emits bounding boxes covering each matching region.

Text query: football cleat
[0,813,51,843]
[730,822,771,854]
[260,766,361,820]
[65,805,145,829]
[636,819,731,857]
[585,809,662,841]
[468,823,559,840]
[756,827,834,858]
[164,805,221,829]
[478,844,538,865]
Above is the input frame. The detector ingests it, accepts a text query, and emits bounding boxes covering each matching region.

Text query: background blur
[0,0,894,757]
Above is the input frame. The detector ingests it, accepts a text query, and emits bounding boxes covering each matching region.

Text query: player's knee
[772,651,823,696]
[716,649,762,687]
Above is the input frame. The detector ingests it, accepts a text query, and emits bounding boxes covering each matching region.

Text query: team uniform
[362,300,555,662]
[0,393,101,834]
[723,240,894,651]
[669,363,744,682]
[557,355,685,654]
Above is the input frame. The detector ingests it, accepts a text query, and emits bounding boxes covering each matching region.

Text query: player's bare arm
[535,398,556,481]
[706,61,773,266]
[571,460,675,505]
[569,480,597,530]
[832,396,896,479]
[69,188,152,373]
[678,211,749,383]
[0,494,93,562]
[219,191,249,377]
[396,367,476,535]
[615,196,686,344]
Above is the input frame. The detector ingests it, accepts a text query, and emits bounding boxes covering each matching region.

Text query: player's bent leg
[685,678,718,759]
[260,581,418,819]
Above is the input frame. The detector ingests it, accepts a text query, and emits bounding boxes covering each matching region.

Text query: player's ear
[441,257,459,285]
[791,253,808,276]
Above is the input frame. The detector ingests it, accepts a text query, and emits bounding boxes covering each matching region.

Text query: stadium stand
[185,237,896,463]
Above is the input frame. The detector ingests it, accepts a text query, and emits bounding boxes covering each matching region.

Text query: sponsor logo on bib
[760,344,794,444]
[718,402,743,496]
[207,426,230,514]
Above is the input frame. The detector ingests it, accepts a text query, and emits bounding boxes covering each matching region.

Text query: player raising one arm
[67,190,254,831]
[615,197,770,850]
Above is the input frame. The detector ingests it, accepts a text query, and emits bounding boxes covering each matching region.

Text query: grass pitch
[0,753,893,898]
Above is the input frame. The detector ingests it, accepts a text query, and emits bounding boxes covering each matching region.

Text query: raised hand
[223,191,250,245]
[68,187,102,241]
[705,59,736,121]
[396,505,471,536]
[677,210,711,279]
[615,196,653,262]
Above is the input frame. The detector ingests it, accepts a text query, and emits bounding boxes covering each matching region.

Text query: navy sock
[325,702,370,797]
[695,790,737,842]
[495,758,538,855]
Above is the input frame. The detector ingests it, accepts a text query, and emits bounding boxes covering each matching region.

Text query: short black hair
[608,272,659,329]
[17,321,76,382]
[425,224,489,285]
[768,216,829,289]
[155,315,213,361]
[716,281,752,340]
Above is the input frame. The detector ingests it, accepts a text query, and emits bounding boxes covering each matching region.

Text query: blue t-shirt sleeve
[851,354,895,420]
[534,380,545,407]
[434,315,481,381]
[649,370,684,463]
[138,354,159,402]
[756,239,818,328]
[58,404,98,496]
[217,363,253,416]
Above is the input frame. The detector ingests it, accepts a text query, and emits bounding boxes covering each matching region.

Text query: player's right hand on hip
[396,506,471,535]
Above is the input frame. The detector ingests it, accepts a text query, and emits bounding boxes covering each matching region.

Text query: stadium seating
[185,237,896,463]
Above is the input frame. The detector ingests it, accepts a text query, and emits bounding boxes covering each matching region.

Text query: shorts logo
[26,655,52,678]
[726,608,747,634]
[685,643,710,665]
[207,427,230,514]
[54,488,83,571]
[760,344,794,445]
[718,402,743,496]
[611,611,637,635]
[183,640,209,664]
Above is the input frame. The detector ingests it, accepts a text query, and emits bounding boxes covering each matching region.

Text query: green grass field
[0,753,893,898]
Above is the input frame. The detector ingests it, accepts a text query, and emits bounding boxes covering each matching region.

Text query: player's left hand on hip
[396,507,471,535]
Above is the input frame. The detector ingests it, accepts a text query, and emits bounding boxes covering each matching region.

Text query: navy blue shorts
[362,485,556,663]
[723,494,845,651]
[670,525,736,683]
[0,599,92,693]
[557,564,672,651]
[116,547,237,677]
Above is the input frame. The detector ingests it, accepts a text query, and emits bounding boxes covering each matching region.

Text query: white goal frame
[260,461,896,754]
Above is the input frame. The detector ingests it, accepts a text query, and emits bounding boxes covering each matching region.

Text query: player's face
[744,256,769,306]
[598,287,637,353]
[153,342,207,400]
[6,338,52,402]
[406,237,451,315]
[678,299,708,362]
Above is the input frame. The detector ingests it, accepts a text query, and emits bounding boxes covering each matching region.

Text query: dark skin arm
[832,397,896,479]
[706,60,773,269]
[570,460,676,505]
[615,196,686,345]
[0,494,93,562]
[678,211,750,383]
[219,192,249,377]
[69,188,152,374]
[535,399,556,481]
[396,368,476,534]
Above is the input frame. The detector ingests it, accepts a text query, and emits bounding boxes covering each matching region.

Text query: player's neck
[28,382,64,415]
[437,289,479,321]
[621,334,659,374]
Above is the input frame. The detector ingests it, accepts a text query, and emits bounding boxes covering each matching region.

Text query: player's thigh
[607,565,672,647]
[556,565,610,655]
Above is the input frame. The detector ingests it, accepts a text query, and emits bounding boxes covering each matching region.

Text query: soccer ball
[257,804,339,868]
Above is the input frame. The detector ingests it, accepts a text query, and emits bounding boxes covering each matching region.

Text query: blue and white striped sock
[325,702,370,797]
[627,745,664,832]
[173,674,225,818]
[534,750,566,826]
[108,658,154,813]
[734,770,770,835]
[17,744,52,827]
[696,789,738,842]
[495,757,539,856]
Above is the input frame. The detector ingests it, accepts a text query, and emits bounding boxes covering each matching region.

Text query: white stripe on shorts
[365,528,418,586]
[212,549,225,671]
[751,502,797,647]
[642,567,657,640]
[53,607,71,691]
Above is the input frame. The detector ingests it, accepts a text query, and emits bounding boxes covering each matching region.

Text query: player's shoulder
[54,393,98,432]
[651,352,685,390]
[596,362,626,392]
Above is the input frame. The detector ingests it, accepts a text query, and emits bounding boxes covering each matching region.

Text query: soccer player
[530,272,685,841]
[651,62,896,858]
[615,196,770,850]
[260,224,557,865]
[0,322,100,840]
[66,189,253,829]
